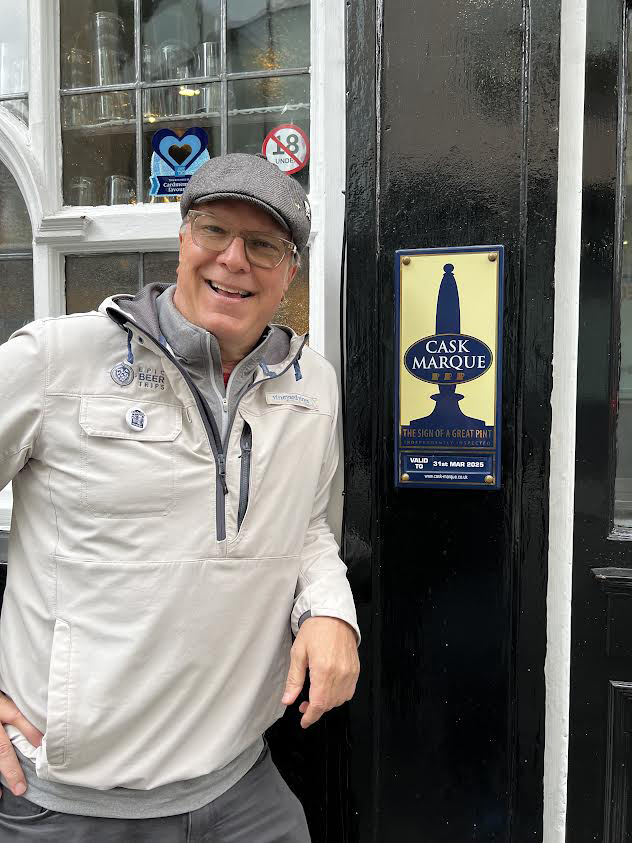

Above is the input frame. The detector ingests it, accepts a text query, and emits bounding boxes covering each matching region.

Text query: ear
[283,261,299,294]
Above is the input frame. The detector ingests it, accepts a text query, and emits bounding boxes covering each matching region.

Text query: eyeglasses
[186,210,298,269]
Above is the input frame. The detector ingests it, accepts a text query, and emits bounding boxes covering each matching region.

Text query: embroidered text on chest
[265,392,318,410]
[137,365,166,390]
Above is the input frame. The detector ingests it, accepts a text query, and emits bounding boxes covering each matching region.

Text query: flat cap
[180,153,311,253]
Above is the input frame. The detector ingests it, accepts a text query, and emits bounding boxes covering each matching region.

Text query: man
[0,153,360,841]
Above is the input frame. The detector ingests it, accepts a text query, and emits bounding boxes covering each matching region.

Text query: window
[0,0,343,551]
[60,0,310,206]
[0,1,28,123]
[0,160,33,535]
[64,248,309,336]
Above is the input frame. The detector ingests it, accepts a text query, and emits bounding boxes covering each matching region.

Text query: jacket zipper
[237,422,252,532]
[107,308,307,543]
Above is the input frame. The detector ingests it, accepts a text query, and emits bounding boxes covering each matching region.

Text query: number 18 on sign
[262,124,310,175]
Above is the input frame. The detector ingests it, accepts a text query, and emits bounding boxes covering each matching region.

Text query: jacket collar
[100,283,306,374]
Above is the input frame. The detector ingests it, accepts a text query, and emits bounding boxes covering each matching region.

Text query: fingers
[299,659,358,729]
[0,692,44,797]
[0,726,26,796]
[12,713,43,749]
[281,641,308,705]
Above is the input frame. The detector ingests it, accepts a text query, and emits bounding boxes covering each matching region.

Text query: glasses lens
[245,236,286,268]
[192,215,232,251]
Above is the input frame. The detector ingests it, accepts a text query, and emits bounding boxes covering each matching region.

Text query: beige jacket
[0,294,359,791]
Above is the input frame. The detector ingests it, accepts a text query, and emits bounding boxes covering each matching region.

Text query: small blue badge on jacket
[110,362,135,386]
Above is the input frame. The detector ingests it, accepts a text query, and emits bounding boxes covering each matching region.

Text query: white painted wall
[544,0,586,838]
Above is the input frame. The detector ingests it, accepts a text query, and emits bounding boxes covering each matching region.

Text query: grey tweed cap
[180,153,311,253]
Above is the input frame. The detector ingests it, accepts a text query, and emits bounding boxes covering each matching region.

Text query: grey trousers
[0,745,311,842]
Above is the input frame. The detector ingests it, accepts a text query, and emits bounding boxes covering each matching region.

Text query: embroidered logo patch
[265,392,317,410]
[126,407,148,431]
[110,362,135,386]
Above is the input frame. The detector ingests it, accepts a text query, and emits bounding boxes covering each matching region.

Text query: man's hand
[0,692,42,797]
[282,617,360,728]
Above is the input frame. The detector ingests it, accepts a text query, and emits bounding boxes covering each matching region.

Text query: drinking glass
[104,175,136,205]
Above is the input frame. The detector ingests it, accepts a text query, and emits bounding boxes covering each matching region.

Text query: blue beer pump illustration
[403,262,494,439]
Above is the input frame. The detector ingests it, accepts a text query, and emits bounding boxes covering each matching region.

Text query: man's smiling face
[174,198,297,359]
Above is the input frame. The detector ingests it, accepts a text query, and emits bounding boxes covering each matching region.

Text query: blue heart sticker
[151,128,209,173]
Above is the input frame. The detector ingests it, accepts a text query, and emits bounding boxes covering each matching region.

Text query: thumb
[282,643,308,705]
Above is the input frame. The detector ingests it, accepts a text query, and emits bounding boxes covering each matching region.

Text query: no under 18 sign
[262,124,310,175]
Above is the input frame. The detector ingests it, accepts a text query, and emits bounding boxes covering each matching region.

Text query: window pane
[0,259,34,345]
[0,163,31,253]
[2,98,28,124]
[228,75,309,191]
[143,252,179,284]
[272,248,308,335]
[60,1,135,89]
[62,91,136,206]
[0,4,28,95]
[66,254,139,314]
[143,85,221,201]
[227,0,310,74]
[141,0,220,83]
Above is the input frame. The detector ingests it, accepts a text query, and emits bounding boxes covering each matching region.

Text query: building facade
[0,0,627,841]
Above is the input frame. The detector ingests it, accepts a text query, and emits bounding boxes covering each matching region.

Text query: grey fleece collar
[154,284,291,370]
[108,281,293,369]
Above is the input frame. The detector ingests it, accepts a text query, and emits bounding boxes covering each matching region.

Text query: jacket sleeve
[0,321,47,494]
[291,381,361,644]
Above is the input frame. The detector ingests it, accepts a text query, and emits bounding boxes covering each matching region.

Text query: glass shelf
[63,103,309,134]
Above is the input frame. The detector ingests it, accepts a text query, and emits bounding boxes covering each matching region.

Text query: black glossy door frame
[567,0,632,840]
[344,0,560,840]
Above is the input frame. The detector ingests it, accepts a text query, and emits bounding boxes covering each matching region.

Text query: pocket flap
[79,396,182,442]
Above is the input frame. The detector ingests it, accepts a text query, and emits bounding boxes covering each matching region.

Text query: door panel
[345,0,560,840]
[567,1,632,839]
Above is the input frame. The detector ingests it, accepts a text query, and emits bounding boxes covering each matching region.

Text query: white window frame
[0,0,345,367]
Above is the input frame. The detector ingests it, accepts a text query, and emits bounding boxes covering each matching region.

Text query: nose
[216,235,250,273]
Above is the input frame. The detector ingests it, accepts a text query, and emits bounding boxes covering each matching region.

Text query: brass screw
[488,253,497,262]
[401,473,410,482]
[484,475,495,485]
[402,256,411,265]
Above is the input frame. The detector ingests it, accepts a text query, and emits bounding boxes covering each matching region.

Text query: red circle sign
[262,124,310,175]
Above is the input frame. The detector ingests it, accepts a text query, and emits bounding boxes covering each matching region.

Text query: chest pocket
[79,396,182,518]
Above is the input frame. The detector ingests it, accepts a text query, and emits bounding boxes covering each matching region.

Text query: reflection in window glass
[142,0,220,82]
[0,160,33,346]
[65,254,139,314]
[615,16,632,525]
[3,98,28,124]
[273,247,309,336]
[65,253,180,313]
[228,74,309,190]
[0,1,28,124]
[0,164,32,253]
[227,0,309,73]
[60,2,135,89]
[0,4,28,95]
[62,91,137,205]
[0,260,34,345]
[60,0,310,205]
[143,252,179,285]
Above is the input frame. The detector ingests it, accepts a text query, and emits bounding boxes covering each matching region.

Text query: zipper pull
[217,453,228,495]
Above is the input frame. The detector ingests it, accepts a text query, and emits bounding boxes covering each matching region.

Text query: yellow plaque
[395,246,504,489]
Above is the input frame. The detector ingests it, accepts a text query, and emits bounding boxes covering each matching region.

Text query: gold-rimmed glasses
[186,210,297,269]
